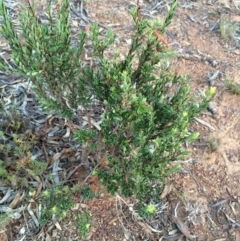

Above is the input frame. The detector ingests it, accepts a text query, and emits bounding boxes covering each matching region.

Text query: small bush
[77,211,92,238]
[138,203,157,218]
[39,185,75,226]
[81,185,95,200]
[0,0,215,203]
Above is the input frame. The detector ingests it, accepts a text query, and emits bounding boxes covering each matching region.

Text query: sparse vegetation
[0,105,49,228]
[0,106,46,188]
[225,79,240,95]
[219,19,237,39]
[208,136,220,152]
[77,211,92,238]
[81,185,95,200]
[39,185,76,226]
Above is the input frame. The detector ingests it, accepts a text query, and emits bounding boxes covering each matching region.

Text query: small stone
[212,60,218,66]
[19,227,25,235]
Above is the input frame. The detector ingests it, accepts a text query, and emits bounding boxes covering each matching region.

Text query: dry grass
[225,70,240,95]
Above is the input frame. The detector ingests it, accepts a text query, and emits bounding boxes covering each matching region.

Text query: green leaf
[146,204,156,214]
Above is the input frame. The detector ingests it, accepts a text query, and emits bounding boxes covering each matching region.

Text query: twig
[211,199,228,208]
[70,7,107,29]
[0,53,13,69]
[171,202,196,240]
[66,163,85,180]
[115,195,135,239]
[188,171,206,192]
[206,212,217,228]
[194,117,215,131]
[136,0,170,48]
[224,213,240,228]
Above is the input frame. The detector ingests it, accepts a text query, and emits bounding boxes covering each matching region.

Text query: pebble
[19,227,25,235]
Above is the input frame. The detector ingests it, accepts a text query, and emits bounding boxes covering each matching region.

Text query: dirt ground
[1,0,240,240]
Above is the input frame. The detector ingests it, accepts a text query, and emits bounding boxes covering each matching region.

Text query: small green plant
[0,212,10,229]
[210,10,221,19]
[0,105,29,133]
[0,0,215,203]
[0,106,48,226]
[77,211,92,238]
[39,185,75,226]
[219,19,237,39]
[208,136,220,152]
[0,106,47,187]
[225,79,240,95]
[146,204,156,214]
[74,129,98,144]
[81,185,95,200]
[0,209,18,230]
[138,203,156,218]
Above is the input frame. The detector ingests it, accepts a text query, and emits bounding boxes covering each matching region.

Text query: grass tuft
[225,79,240,95]
[219,19,238,39]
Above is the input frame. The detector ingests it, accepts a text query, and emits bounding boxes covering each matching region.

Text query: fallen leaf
[45,232,52,241]
[0,188,12,204]
[49,148,72,165]
[0,230,7,241]
[62,127,71,138]
[34,182,43,199]
[54,221,62,230]
[218,0,231,8]
[170,216,196,240]
[50,152,62,165]
[211,239,226,241]
[82,116,101,130]
[72,20,78,27]
[87,175,101,191]
[138,221,162,233]
[160,183,172,199]
[233,0,240,9]
[230,15,240,23]
[9,192,21,208]
[137,221,152,235]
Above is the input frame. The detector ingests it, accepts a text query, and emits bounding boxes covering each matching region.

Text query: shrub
[39,185,75,226]
[0,0,215,202]
[76,211,92,238]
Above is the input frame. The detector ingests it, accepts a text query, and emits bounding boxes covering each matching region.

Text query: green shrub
[77,211,92,238]
[0,0,215,202]
[138,203,157,218]
[81,185,95,200]
[39,185,75,226]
